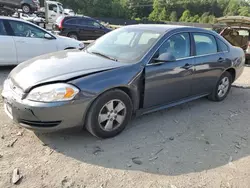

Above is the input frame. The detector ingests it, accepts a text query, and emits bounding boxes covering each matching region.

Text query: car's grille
[19,119,61,127]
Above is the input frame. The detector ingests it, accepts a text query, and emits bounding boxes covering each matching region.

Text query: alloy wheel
[98,99,126,131]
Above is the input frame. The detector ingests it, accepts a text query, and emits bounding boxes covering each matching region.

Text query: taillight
[58,19,64,29]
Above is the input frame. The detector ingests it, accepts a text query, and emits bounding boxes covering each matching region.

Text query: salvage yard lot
[0,66,250,188]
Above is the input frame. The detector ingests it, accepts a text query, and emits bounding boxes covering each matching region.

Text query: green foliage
[169,11,177,22]
[179,10,191,22]
[57,0,250,24]
[159,8,168,21]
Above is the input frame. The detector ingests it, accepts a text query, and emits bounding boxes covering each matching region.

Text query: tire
[208,71,232,102]
[85,89,133,139]
[67,33,78,40]
[22,4,31,14]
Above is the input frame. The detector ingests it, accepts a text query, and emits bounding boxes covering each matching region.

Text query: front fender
[68,63,144,111]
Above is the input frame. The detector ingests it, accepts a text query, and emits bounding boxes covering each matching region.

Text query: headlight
[26,83,79,102]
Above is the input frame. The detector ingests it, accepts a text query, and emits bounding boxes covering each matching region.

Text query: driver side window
[155,33,191,60]
[8,21,47,39]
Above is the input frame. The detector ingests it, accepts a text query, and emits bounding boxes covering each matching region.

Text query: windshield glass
[58,4,64,13]
[86,28,162,62]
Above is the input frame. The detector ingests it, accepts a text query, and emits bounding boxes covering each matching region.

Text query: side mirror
[44,33,54,40]
[154,52,176,63]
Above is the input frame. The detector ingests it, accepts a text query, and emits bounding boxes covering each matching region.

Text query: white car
[64,9,75,16]
[0,16,84,65]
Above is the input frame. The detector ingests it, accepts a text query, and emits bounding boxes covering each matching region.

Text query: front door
[7,20,57,63]
[144,33,194,108]
[86,20,106,39]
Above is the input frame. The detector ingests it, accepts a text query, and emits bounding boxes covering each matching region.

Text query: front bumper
[1,82,89,132]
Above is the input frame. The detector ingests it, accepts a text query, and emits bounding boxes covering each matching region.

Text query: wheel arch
[225,67,236,82]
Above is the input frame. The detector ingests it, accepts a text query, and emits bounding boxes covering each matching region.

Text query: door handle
[218,57,225,63]
[181,63,193,69]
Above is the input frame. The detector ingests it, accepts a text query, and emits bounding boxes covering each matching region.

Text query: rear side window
[193,33,217,56]
[217,39,229,52]
[0,20,7,36]
[65,18,77,25]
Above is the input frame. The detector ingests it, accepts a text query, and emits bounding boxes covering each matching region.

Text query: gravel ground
[0,66,250,188]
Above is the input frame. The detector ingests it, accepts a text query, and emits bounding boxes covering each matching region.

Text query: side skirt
[136,93,209,116]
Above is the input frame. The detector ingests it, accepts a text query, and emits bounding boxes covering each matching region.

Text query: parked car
[0,16,84,65]
[2,24,245,138]
[217,16,250,64]
[0,0,40,13]
[54,16,112,40]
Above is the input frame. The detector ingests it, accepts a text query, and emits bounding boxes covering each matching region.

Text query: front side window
[78,19,87,26]
[154,33,190,60]
[49,4,57,12]
[8,21,47,38]
[86,28,162,62]
[87,21,101,28]
[0,20,7,36]
[194,33,217,56]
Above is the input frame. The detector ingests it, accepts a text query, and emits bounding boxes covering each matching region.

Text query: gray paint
[2,25,245,131]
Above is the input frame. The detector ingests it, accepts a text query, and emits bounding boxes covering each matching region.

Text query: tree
[199,12,210,23]
[148,0,161,21]
[190,15,199,23]
[238,6,250,16]
[169,11,177,22]
[179,10,191,22]
[159,7,168,21]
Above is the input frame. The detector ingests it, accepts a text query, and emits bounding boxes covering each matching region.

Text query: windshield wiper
[91,51,118,62]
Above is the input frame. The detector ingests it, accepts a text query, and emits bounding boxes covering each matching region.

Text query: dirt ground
[0,66,250,188]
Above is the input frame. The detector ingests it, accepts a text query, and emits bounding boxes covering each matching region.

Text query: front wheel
[208,71,232,101]
[68,33,78,40]
[85,90,133,138]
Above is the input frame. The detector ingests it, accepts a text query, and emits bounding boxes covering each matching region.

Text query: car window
[194,33,217,56]
[49,4,57,12]
[8,20,47,39]
[86,28,162,62]
[238,30,249,36]
[87,21,101,28]
[65,18,77,25]
[217,39,229,52]
[155,33,190,60]
[78,19,87,26]
[0,20,7,36]
[139,33,161,45]
[113,31,136,45]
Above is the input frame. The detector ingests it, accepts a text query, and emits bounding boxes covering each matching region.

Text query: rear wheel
[85,90,133,138]
[68,32,78,40]
[208,71,232,101]
[22,4,31,13]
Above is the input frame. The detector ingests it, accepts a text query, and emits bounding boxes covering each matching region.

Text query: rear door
[0,19,17,65]
[6,20,58,64]
[191,32,226,95]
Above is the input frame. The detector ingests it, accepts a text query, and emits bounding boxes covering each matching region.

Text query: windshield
[58,4,64,13]
[86,28,162,62]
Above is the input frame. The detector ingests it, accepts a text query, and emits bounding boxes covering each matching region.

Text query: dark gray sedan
[2,25,245,138]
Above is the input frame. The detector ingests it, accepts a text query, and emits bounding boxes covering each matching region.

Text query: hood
[10,50,127,92]
[217,16,250,28]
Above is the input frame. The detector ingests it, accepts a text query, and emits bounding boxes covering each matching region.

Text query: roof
[121,24,204,33]
[0,16,28,21]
